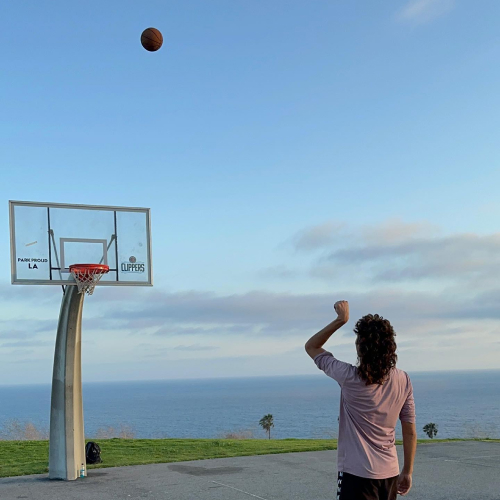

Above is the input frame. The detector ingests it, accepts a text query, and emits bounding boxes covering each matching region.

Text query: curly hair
[354,314,397,385]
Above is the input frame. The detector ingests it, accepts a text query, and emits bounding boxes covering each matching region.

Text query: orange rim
[69,264,110,274]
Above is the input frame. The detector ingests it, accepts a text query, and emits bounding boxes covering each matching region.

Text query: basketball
[141,28,163,52]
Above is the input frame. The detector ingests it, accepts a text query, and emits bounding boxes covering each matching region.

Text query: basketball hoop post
[49,285,86,480]
[49,264,109,480]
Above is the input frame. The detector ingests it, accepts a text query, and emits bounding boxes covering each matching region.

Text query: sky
[1,0,500,384]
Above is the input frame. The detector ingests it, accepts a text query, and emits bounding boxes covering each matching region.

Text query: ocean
[0,370,499,440]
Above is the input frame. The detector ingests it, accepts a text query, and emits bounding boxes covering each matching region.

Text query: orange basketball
[141,28,163,52]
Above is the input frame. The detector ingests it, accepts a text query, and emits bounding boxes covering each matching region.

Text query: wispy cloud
[395,0,455,24]
[1,339,53,348]
[75,286,500,344]
[2,216,499,377]
[289,218,437,253]
[313,232,500,287]
[291,221,346,252]
[0,283,61,303]
[1,285,499,378]
[0,319,57,338]
[360,218,440,244]
[0,328,32,340]
[172,344,218,351]
[285,218,500,289]
[258,265,298,280]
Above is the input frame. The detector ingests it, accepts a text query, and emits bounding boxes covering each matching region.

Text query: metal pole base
[48,286,86,480]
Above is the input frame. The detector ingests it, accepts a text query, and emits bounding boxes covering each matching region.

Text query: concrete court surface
[1,441,499,500]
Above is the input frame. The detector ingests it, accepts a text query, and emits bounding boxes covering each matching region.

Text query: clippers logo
[121,256,145,273]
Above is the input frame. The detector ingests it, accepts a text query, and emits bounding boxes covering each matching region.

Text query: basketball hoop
[69,264,110,295]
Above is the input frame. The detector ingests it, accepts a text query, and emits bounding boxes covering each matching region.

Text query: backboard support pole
[49,285,86,480]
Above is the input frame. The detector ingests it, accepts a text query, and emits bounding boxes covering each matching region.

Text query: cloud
[1,283,498,379]
[1,216,499,379]
[0,283,61,303]
[281,218,500,290]
[0,329,32,340]
[0,339,53,348]
[172,344,218,351]
[258,265,298,280]
[314,232,500,286]
[0,319,57,338]
[290,218,440,253]
[360,218,441,245]
[286,218,500,288]
[395,0,455,24]
[291,221,346,252]
[103,290,341,337]
[153,325,252,336]
[78,284,500,347]
[137,343,219,357]
[3,220,500,339]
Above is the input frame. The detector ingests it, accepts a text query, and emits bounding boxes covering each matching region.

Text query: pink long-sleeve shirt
[314,350,416,479]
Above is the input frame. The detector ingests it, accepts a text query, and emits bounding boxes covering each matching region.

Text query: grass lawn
[0,438,499,478]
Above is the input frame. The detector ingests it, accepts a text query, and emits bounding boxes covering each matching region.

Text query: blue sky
[1,0,500,384]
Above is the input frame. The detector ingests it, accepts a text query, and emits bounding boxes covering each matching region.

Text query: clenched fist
[334,300,349,323]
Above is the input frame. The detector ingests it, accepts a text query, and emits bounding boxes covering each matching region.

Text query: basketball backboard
[9,200,153,286]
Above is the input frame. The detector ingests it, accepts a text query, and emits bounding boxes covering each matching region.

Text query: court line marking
[442,460,499,468]
[427,454,500,460]
[211,480,270,500]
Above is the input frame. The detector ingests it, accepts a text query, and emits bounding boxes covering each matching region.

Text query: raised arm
[305,301,349,359]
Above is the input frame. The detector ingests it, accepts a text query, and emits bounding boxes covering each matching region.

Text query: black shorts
[337,471,398,500]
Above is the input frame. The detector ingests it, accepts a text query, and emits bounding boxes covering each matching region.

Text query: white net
[70,267,108,295]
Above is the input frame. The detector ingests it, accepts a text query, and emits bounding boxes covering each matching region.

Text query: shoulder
[314,350,356,371]
[314,351,357,385]
[392,368,413,387]
[392,367,409,378]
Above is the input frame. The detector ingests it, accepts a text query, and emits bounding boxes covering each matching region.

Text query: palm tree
[259,414,274,439]
[423,423,438,439]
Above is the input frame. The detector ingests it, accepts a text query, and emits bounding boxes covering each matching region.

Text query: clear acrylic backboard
[9,200,153,286]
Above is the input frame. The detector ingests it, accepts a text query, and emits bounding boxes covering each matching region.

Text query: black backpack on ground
[85,441,102,464]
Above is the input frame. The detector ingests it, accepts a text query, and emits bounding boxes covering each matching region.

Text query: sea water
[0,371,498,440]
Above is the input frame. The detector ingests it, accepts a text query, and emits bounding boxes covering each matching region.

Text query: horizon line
[1,368,499,387]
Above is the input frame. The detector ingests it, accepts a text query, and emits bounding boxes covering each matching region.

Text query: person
[305,300,416,500]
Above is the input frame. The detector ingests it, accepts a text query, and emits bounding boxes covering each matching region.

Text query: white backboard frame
[9,200,153,286]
